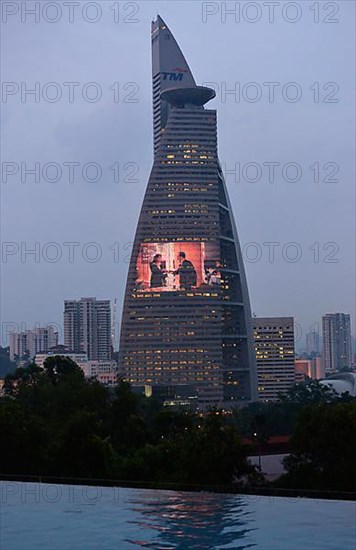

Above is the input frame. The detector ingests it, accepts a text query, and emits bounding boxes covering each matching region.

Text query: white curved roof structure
[319,373,356,397]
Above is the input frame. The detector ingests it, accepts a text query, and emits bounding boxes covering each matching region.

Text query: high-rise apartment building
[10,326,58,362]
[253,317,295,401]
[322,313,352,373]
[119,16,258,409]
[306,330,320,355]
[64,298,112,360]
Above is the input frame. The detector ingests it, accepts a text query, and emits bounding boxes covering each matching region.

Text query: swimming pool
[1,482,354,549]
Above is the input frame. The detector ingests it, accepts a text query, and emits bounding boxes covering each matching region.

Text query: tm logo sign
[161,72,184,81]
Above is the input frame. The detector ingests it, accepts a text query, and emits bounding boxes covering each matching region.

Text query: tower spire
[151,15,196,154]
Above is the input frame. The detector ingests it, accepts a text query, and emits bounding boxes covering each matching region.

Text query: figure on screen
[206,261,222,285]
[150,254,167,288]
[173,252,197,290]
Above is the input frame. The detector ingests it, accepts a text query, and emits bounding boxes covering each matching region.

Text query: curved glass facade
[119,16,257,408]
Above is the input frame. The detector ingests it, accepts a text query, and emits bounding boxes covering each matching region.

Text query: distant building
[319,372,356,397]
[352,353,356,370]
[10,326,58,362]
[34,350,118,385]
[253,317,295,401]
[34,347,88,368]
[306,330,320,355]
[64,298,112,360]
[322,313,352,373]
[314,354,325,379]
[295,355,324,382]
[295,359,312,382]
[80,361,119,386]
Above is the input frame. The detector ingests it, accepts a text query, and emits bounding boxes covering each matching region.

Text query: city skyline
[5,305,355,356]
[1,3,355,346]
[1,4,355,545]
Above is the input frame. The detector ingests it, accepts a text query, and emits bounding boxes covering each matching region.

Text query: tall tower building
[253,317,295,401]
[322,313,352,373]
[306,330,320,355]
[64,298,112,360]
[119,16,257,409]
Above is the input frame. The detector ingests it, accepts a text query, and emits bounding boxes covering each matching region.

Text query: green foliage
[0,358,255,486]
[53,411,115,478]
[0,398,51,474]
[232,380,346,438]
[278,380,338,404]
[160,412,260,486]
[277,402,356,491]
[43,355,84,384]
[0,347,17,378]
[2,363,351,490]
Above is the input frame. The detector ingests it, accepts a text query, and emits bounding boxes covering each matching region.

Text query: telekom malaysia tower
[120,16,258,409]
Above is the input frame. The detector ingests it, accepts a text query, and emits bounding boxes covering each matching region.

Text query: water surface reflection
[125,490,256,549]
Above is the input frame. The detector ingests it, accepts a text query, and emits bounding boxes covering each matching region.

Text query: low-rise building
[34,347,88,368]
[34,347,119,386]
[295,355,324,382]
[80,361,119,386]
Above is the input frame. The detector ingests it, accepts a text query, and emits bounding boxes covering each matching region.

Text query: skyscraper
[322,313,352,373]
[253,317,295,401]
[119,16,257,408]
[64,298,112,360]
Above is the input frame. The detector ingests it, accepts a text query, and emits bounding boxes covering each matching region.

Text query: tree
[277,402,356,491]
[1,367,262,486]
[3,363,43,396]
[0,347,17,378]
[43,355,84,384]
[161,411,260,486]
[53,411,115,478]
[108,382,149,453]
[278,380,338,405]
[0,398,50,474]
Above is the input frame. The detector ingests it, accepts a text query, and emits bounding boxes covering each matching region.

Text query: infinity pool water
[0,482,354,549]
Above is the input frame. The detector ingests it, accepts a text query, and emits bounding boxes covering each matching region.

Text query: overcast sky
[1,1,355,349]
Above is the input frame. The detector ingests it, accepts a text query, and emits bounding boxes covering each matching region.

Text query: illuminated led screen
[134,242,222,292]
